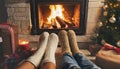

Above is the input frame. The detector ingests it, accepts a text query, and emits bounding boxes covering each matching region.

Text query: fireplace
[30,0,88,35]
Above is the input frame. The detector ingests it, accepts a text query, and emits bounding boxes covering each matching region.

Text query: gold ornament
[110,3,112,6]
[114,4,119,8]
[116,4,119,6]
[101,39,106,45]
[98,22,103,27]
[106,26,109,28]
[96,33,99,37]
[103,11,108,16]
[117,40,120,47]
[114,5,117,7]
[103,5,108,9]
[109,16,116,23]
[115,27,118,29]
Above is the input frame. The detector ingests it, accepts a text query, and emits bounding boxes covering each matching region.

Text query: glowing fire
[38,4,80,29]
[46,5,66,29]
[47,5,65,23]
[19,40,29,45]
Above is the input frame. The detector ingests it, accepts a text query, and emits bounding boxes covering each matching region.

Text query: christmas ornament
[117,40,120,47]
[103,5,108,9]
[103,11,108,16]
[114,4,119,8]
[109,16,116,23]
[98,22,103,27]
[115,27,118,29]
[110,3,112,6]
[101,39,106,45]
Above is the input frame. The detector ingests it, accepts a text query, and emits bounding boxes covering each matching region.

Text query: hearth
[30,0,88,35]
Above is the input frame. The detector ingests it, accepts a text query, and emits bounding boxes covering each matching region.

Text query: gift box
[95,44,120,69]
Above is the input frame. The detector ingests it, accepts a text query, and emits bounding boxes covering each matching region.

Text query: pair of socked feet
[26,30,81,68]
[26,32,58,68]
[58,30,82,55]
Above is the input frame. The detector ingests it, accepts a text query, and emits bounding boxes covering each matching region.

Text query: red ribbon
[104,45,120,54]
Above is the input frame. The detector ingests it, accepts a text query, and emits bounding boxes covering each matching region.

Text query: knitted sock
[42,33,58,65]
[26,32,49,67]
[58,30,72,55]
[68,30,83,55]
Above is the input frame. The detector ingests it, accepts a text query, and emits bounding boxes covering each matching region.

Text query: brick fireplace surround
[5,0,104,47]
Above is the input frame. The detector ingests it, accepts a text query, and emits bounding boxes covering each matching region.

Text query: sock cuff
[26,56,41,67]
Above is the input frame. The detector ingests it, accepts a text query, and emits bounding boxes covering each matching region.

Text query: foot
[42,33,59,64]
[67,30,83,55]
[58,30,72,55]
[26,32,49,67]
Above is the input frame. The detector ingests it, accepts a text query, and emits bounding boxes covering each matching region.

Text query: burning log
[65,22,75,28]
[56,16,75,28]
[42,23,53,29]
[56,16,66,28]
[42,23,58,29]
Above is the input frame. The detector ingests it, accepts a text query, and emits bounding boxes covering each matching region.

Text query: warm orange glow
[47,5,65,23]
[38,4,80,29]
[19,40,29,45]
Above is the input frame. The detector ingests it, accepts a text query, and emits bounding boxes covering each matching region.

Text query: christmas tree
[96,0,120,47]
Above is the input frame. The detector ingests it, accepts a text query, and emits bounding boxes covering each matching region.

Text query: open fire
[38,4,80,29]
[30,0,88,35]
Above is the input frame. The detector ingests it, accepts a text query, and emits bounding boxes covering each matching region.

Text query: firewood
[65,22,75,28]
[56,16,75,28]
[42,23,53,29]
[56,16,66,28]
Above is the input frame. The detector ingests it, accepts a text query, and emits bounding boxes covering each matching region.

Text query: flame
[39,4,80,29]
[47,5,65,24]
[19,40,29,45]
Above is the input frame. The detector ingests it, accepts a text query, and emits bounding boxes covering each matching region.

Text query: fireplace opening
[30,0,88,35]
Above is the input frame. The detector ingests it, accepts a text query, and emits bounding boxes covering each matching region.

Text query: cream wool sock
[58,30,72,55]
[68,30,83,55]
[42,33,58,65]
[26,32,49,67]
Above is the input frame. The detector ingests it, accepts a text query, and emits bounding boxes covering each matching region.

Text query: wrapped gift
[95,43,120,69]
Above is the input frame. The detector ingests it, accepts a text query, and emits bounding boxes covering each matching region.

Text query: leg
[40,62,56,69]
[74,53,101,69]
[58,30,81,69]
[67,30,82,55]
[58,30,72,55]
[16,32,49,69]
[62,53,81,69]
[40,33,58,69]
[16,62,35,69]
[68,30,100,69]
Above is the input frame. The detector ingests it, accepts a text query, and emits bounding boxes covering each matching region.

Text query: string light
[114,4,119,7]
[116,3,119,6]
[110,3,113,6]
[105,20,108,23]
[103,5,108,9]
[103,11,108,16]
[115,27,118,29]
[106,26,109,28]
[98,22,103,27]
